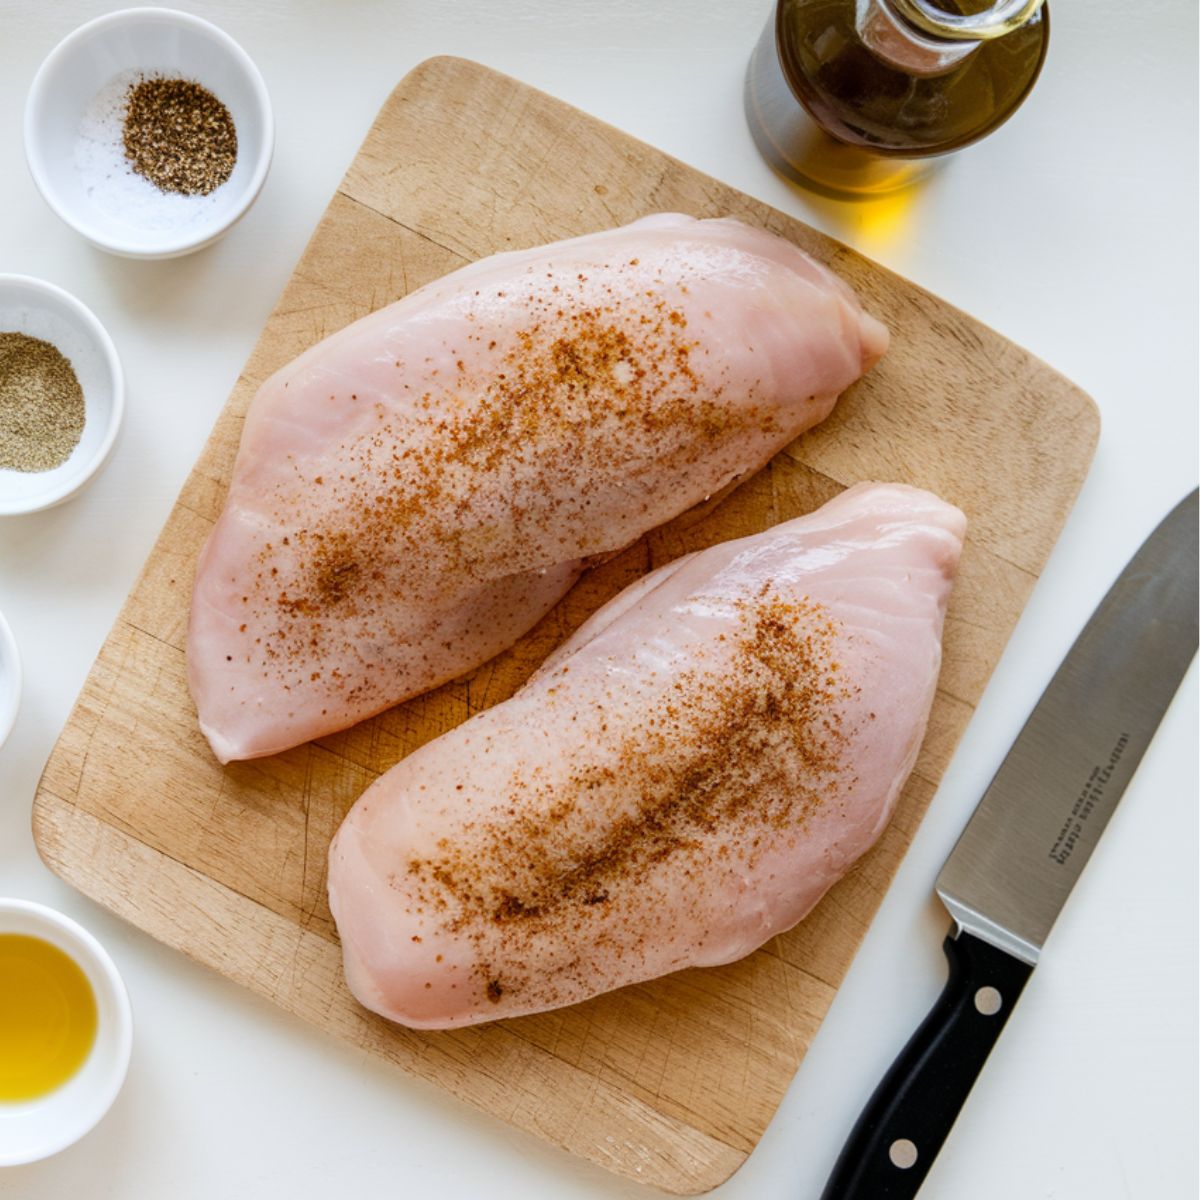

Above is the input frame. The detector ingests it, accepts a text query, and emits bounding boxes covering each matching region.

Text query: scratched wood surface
[32,57,1098,1194]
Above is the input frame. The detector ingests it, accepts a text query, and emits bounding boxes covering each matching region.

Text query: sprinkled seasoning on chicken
[188,214,887,762]
[328,483,965,1029]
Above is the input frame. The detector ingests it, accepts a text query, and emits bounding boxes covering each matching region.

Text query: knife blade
[819,489,1199,1200]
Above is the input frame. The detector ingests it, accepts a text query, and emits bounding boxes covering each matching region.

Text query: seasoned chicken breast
[328,482,966,1029]
[188,214,887,762]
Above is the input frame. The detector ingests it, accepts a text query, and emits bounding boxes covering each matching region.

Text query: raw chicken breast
[188,214,887,762]
[328,482,966,1029]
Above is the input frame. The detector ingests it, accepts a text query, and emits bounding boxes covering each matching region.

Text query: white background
[0,2,1196,1197]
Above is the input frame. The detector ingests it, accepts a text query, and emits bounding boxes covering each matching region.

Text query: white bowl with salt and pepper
[24,7,273,259]
[0,275,124,515]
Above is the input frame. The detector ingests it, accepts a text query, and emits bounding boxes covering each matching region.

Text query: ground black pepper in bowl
[0,333,86,473]
[122,76,237,196]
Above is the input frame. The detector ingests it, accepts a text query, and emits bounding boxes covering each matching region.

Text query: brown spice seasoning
[0,333,86,473]
[122,76,237,196]
[405,591,857,1002]
[238,267,780,712]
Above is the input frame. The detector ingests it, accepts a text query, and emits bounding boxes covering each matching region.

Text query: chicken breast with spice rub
[328,482,966,1028]
[188,214,887,762]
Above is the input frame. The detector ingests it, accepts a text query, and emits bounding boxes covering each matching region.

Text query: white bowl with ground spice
[24,8,273,259]
[0,276,124,515]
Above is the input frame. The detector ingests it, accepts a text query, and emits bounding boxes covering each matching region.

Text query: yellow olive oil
[746,0,1049,196]
[0,934,98,1101]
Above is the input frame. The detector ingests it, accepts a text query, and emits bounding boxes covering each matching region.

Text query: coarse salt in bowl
[0,275,124,515]
[0,608,18,751]
[24,8,273,259]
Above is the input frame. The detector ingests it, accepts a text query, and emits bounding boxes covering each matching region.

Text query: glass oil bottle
[745,0,1049,198]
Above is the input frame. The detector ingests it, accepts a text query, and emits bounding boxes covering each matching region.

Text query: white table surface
[1,2,1196,1197]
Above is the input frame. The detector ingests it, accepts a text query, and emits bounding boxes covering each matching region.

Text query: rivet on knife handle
[818,930,1032,1200]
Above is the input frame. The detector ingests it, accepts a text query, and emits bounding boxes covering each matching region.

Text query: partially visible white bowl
[24,7,273,259]
[0,899,133,1166]
[0,609,18,750]
[0,275,124,515]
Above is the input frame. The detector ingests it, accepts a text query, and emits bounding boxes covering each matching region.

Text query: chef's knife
[820,488,1199,1200]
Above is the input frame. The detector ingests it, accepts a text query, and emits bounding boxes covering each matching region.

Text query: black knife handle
[819,928,1034,1200]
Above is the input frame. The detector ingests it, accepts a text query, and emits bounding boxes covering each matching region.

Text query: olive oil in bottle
[746,0,1049,198]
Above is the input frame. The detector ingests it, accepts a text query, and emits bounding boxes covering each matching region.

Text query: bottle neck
[889,0,1046,41]
[856,0,1046,77]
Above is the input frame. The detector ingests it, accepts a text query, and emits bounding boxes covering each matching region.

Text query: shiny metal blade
[937,490,1199,964]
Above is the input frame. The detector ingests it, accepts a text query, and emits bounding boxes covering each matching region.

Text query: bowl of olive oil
[0,899,132,1165]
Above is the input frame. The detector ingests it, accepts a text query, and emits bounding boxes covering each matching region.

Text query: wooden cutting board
[33,57,1098,1194]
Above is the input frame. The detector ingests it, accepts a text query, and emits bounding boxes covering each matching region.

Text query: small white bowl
[0,275,124,515]
[0,899,133,1166]
[24,7,273,259]
[0,609,19,750]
